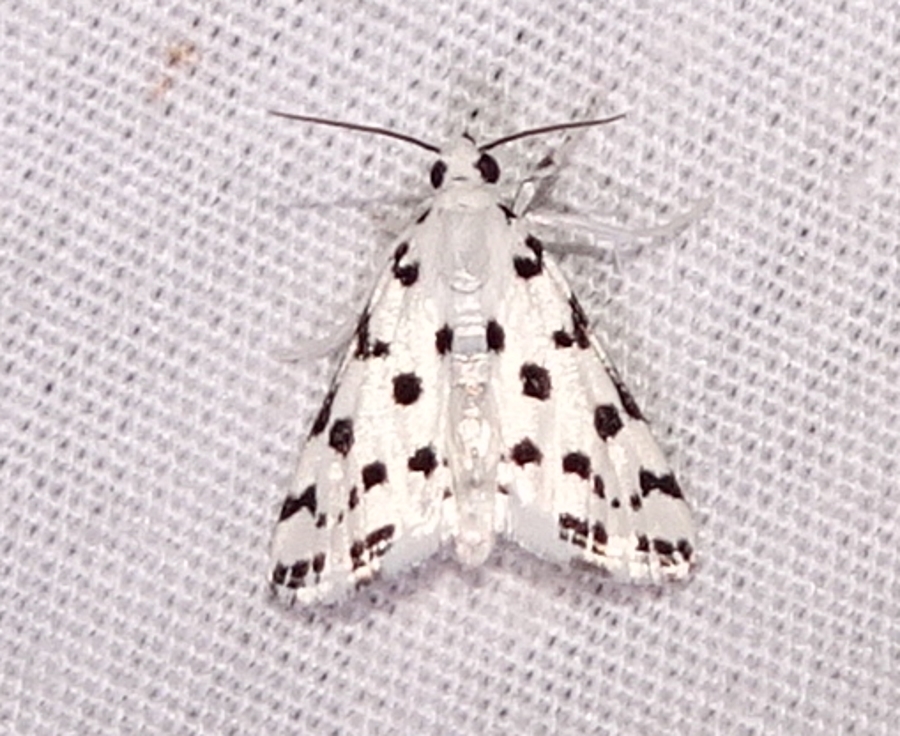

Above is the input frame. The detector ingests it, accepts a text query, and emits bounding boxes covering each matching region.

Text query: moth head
[268,111,626,190]
[430,136,500,189]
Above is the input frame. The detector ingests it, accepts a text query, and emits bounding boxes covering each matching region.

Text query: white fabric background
[3,1,897,734]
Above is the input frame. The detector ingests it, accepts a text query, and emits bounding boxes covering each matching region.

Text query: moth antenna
[268,111,441,153]
[480,113,626,151]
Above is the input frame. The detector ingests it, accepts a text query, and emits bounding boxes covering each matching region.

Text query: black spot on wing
[392,242,419,286]
[520,363,551,400]
[362,461,388,490]
[569,295,591,349]
[348,486,359,510]
[636,534,650,553]
[510,438,542,466]
[349,541,366,570]
[271,561,289,586]
[312,552,326,574]
[416,208,431,224]
[272,560,310,589]
[393,372,423,405]
[310,388,336,437]
[278,484,317,521]
[677,539,694,562]
[354,310,371,359]
[558,513,608,554]
[594,404,624,440]
[271,549,327,589]
[476,152,500,183]
[350,524,396,570]
[630,494,642,511]
[553,295,591,350]
[486,320,505,352]
[328,418,354,456]
[593,474,606,499]
[513,235,543,279]
[653,538,675,556]
[498,204,516,221]
[562,451,591,480]
[354,309,390,359]
[609,367,644,420]
[639,470,684,499]
[552,330,574,348]
[559,513,588,540]
[435,324,453,354]
[408,446,438,477]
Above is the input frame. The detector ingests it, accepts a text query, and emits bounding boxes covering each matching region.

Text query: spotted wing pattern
[491,231,694,581]
[270,223,457,605]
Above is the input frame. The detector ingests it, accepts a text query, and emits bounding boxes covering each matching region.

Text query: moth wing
[492,239,695,582]
[270,233,455,604]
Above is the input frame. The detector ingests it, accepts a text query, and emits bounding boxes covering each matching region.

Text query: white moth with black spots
[269,112,696,605]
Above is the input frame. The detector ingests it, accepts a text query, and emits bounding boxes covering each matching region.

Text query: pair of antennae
[268,110,626,153]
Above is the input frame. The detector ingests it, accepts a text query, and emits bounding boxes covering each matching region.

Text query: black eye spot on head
[430,160,447,188]
[476,152,500,183]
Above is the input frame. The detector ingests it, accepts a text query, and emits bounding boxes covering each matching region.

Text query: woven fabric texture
[3,1,897,734]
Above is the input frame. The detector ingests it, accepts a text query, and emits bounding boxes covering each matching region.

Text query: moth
[268,112,695,604]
